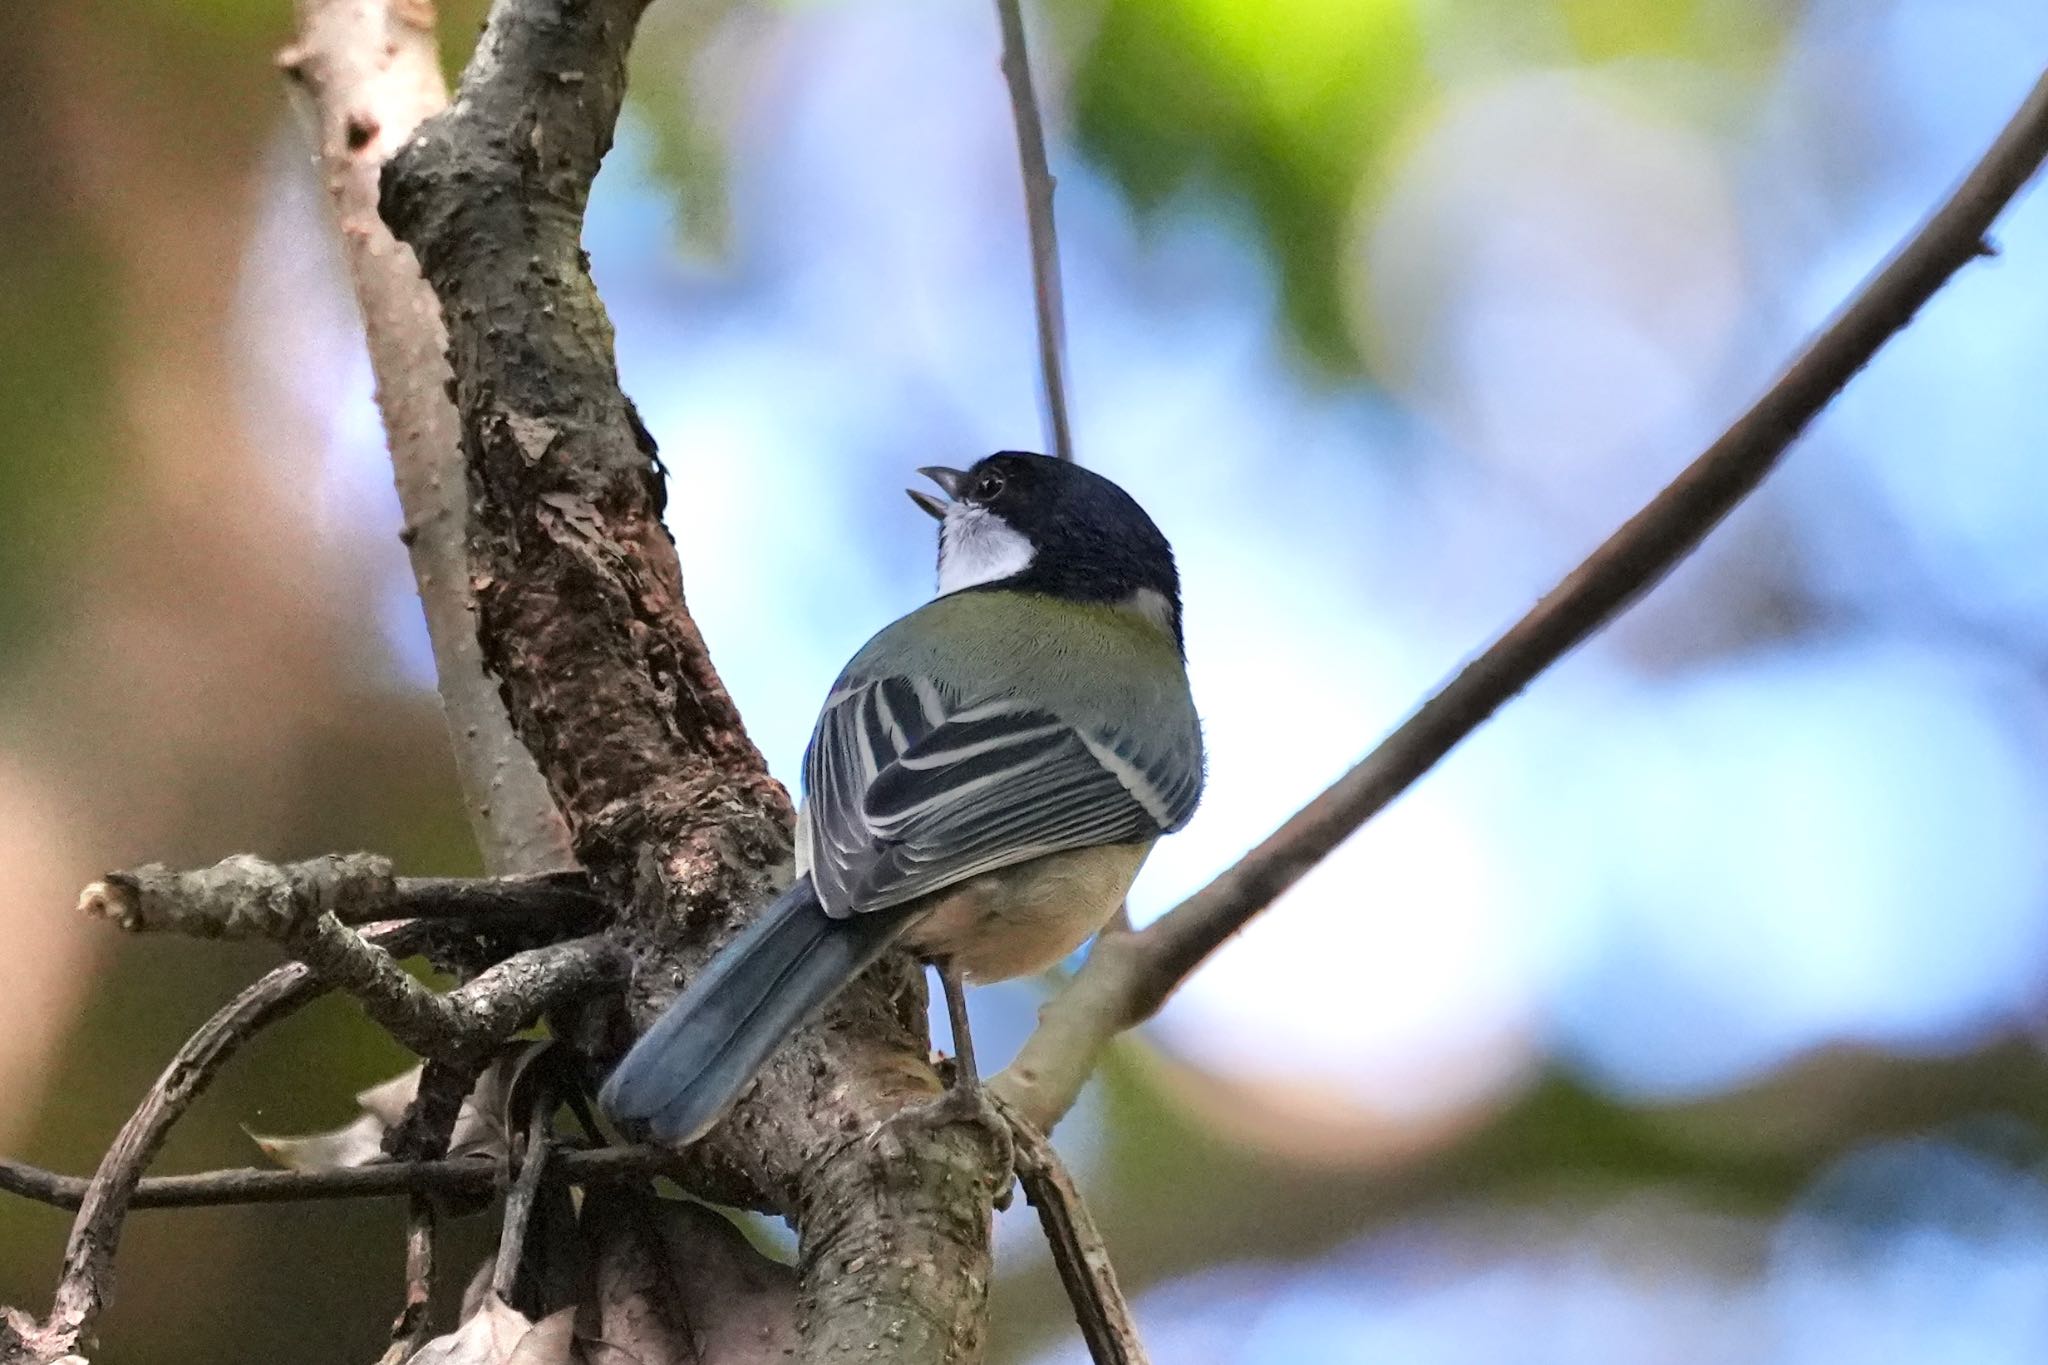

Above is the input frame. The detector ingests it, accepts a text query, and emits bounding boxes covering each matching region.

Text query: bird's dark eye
[972,471,1005,501]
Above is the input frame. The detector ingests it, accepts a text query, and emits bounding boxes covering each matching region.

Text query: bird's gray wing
[801,674,1200,918]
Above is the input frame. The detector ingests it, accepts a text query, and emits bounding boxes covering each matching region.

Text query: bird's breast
[901,841,1153,982]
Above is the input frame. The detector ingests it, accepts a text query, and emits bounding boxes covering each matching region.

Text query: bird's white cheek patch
[937,506,1036,594]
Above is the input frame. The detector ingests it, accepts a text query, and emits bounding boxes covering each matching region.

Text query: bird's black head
[909,451,1184,649]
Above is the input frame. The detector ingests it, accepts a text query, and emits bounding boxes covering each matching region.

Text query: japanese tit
[601,451,1203,1142]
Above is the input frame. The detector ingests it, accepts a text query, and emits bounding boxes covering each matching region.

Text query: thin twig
[282,0,573,874]
[15,923,427,1357]
[0,1145,691,1211]
[387,1197,437,1359]
[994,0,1075,462]
[993,65,2048,1135]
[1003,1103,1149,1365]
[378,1056,483,1358]
[491,1102,554,1304]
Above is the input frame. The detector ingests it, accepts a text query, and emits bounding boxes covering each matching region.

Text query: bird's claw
[905,1074,1016,1209]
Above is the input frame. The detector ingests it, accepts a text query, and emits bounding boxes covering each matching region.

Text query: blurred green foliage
[631,3,743,261]
[1557,0,1792,65]
[1067,0,1429,370]
[0,241,116,667]
[1061,0,1795,373]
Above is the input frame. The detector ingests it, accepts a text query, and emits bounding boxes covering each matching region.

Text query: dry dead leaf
[248,1042,553,1170]
[580,1187,797,1364]
[405,1293,577,1365]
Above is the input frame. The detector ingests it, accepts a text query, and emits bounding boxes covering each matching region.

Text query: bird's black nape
[942,451,1185,648]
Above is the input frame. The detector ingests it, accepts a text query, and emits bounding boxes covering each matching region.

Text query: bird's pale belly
[901,841,1153,982]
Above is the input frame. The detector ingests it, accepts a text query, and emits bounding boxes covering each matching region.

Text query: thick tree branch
[993,65,2048,1135]
[281,0,573,876]
[379,1,999,1360]
[994,0,1074,463]
[380,0,782,830]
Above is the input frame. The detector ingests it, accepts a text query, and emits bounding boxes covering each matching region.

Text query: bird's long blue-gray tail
[599,875,909,1143]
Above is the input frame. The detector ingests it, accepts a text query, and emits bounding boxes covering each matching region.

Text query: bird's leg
[937,957,983,1096]
[909,958,1014,1200]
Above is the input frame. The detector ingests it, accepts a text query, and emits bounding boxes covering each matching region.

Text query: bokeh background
[5,0,2048,1359]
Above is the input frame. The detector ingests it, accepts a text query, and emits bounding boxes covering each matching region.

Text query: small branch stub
[79,857,605,936]
[81,853,394,938]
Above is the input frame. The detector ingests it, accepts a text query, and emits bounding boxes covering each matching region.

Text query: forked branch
[81,853,623,1060]
[379,0,998,1358]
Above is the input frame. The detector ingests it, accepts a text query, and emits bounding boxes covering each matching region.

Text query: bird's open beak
[907,466,967,520]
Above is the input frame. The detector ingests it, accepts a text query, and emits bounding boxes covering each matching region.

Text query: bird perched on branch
[601,451,1204,1143]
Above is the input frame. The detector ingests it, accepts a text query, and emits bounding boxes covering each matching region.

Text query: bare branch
[381,1057,490,1166]
[280,0,573,875]
[372,873,605,929]
[79,853,622,1059]
[994,0,1075,463]
[491,1104,554,1303]
[81,853,398,938]
[385,1197,438,1362]
[995,65,2048,1135]
[0,1144,694,1212]
[376,1057,484,1360]
[291,927,624,1060]
[1,923,426,1360]
[1005,1108,1148,1365]
[79,856,602,936]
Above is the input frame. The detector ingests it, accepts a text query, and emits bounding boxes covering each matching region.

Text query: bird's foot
[909,957,1016,1206]
[905,1067,1016,1209]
